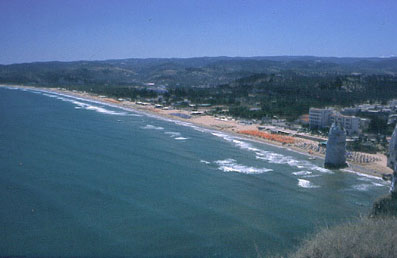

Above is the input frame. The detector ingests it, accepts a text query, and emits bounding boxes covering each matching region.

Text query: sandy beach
[2,84,393,179]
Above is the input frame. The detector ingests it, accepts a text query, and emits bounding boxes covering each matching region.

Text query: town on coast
[2,84,393,179]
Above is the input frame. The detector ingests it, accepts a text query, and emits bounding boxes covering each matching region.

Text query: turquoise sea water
[0,87,389,257]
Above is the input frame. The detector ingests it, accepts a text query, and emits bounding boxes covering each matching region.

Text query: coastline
[1,84,393,179]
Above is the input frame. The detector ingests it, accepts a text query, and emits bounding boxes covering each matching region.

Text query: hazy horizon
[2,54,397,66]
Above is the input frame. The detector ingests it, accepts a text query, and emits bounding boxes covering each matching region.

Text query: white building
[331,113,361,136]
[309,108,367,135]
[309,108,333,129]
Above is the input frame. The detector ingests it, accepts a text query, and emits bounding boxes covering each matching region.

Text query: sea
[0,86,389,257]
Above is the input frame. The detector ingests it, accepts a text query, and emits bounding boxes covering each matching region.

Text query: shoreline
[1,84,393,179]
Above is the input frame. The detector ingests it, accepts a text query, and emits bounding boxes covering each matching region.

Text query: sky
[0,0,396,64]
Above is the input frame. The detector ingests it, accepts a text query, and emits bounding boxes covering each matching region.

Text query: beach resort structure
[331,113,361,136]
[309,108,333,129]
[309,108,367,136]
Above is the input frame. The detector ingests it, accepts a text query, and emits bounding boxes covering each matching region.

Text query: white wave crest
[255,149,332,173]
[26,89,143,116]
[214,159,272,174]
[209,131,332,174]
[352,184,371,191]
[200,160,210,164]
[174,137,188,140]
[141,124,164,130]
[340,168,385,181]
[298,179,319,188]
[40,92,129,116]
[164,131,181,137]
[293,171,312,176]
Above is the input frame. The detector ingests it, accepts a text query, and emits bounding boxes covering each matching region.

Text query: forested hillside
[2,56,397,121]
[1,56,397,88]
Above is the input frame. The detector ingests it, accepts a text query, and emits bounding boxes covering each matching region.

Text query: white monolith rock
[324,123,347,169]
[387,124,397,193]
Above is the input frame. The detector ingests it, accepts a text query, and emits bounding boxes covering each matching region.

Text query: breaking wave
[174,137,188,140]
[214,159,272,174]
[297,179,319,189]
[210,132,332,174]
[164,131,181,137]
[41,92,129,115]
[141,124,164,130]
[293,171,312,176]
[352,182,385,191]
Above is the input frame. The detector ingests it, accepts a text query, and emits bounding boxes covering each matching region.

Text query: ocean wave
[302,174,321,178]
[174,137,188,140]
[209,131,332,174]
[39,92,129,116]
[24,88,143,116]
[352,181,385,191]
[293,171,312,176]
[297,179,319,188]
[352,184,372,191]
[200,160,210,164]
[372,182,385,187]
[214,158,272,174]
[340,168,384,181]
[255,151,332,173]
[1,86,19,90]
[141,124,164,130]
[84,104,128,115]
[164,131,181,137]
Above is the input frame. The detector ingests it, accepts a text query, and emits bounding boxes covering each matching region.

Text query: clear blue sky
[0,0,396,64]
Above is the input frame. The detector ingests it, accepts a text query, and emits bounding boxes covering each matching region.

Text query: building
[309,108,333,129]
[331,113,361,136]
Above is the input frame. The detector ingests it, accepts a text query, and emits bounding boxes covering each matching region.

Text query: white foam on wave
[214,159,272,174]
[174,137,188,140]
[293,171,312,176]
[352,184,372,191]
[209,131,332,174]
[298,179,319,188]
[200,160,210,164]
[2,86,19,90]
[164,131,181,137]
[141,124,164,130]
[352,181,385,191]
[303,174,321,178]
[39,92,129,116]
[340,168,384,181]
[24,88,143,116]
[84,104,127,115]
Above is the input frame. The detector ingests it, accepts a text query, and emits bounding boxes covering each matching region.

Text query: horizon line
[2,54,397,66]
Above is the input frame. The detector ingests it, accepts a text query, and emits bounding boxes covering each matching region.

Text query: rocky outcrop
[387,124,397,193]
[324,123,347,169]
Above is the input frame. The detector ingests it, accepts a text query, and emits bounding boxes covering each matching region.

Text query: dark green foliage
[368,116,390,134]
[199,73,397,120]
[1,56,397,88]
[2,57,397,121]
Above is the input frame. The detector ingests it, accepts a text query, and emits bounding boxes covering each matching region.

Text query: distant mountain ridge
[1,56,396,88]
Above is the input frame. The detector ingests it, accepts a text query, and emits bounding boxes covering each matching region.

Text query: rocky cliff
[324,123,347,169]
